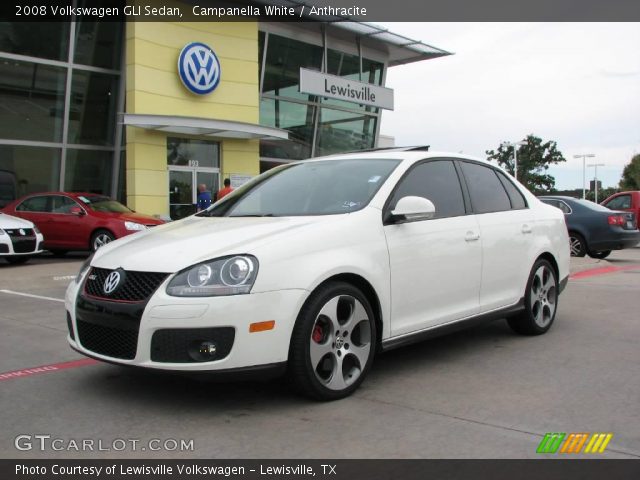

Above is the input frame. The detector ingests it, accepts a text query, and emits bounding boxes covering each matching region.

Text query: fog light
[199,341,217,356]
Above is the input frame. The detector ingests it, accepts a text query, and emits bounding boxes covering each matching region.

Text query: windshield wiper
[230,214,277,217]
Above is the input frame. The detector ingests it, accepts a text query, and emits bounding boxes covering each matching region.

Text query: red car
[601,191,640,223]
[1,192,164,253]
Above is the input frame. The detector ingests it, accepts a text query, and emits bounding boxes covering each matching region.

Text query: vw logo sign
[103,271,122,295]
[18,229,25,236]
[178,42,221,95]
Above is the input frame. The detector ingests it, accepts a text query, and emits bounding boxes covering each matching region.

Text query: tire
[5,256,30,265]
[568,232,587,257]
[588,250,611,259]
[49,249,68,257]
[507,258,559,336]
[289,281,377,401]
[91,229,115,251]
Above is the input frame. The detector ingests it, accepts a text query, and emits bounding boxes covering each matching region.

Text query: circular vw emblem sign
[178,42,221,95]
[103,271,122,295]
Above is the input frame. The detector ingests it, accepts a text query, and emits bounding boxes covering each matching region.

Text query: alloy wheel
[309,295,372,391]
[530,265,557,328]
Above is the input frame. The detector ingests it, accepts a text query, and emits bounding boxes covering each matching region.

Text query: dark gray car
[539,196,640,259]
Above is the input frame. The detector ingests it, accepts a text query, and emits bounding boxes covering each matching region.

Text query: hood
[92,215,334,272]
[0,213,35,229]
[89,210,164,225]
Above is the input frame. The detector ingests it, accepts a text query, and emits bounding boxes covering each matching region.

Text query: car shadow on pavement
[72,320,516,409]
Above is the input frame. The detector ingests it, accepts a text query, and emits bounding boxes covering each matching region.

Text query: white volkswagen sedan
[66,149,570,400]
[1,212,44,264]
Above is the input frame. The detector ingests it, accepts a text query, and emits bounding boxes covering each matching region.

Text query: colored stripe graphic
[560,433,589,453]
[537,433,566,453]
[538,432,613,454]
[585,433,613,453]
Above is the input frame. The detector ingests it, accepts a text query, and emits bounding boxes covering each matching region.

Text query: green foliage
[585,187,618,203]
[486,135,566,193]
[619,154,640,190]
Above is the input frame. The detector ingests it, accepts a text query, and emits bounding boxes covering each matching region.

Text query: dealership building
[0,2,449,219]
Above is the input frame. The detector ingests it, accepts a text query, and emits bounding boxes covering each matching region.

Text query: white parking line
[0,289,65,303]
[52,275,77,281]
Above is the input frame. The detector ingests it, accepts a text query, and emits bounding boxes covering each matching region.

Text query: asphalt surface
[0,249,639,459]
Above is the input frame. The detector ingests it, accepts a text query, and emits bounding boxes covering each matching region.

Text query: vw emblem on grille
[103,271,122,295]
[178,42,221,95]
[19,229,25,236]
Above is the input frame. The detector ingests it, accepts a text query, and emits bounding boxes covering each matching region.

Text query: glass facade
[0,9,123,202]
[259,32,385,162]
[0,19,388,208]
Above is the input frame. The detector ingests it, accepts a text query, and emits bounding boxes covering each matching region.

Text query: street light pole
[573,153,595,199]
[587,163,605,203]
[502,140,527,181]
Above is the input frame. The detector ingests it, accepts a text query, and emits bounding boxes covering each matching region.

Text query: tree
[486,135,566,193]
[619,154,640,190]
[585,187,618,203]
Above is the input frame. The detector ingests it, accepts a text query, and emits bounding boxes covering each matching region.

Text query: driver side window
[389,160,466,219]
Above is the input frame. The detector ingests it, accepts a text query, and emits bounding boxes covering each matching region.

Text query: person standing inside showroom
[216,178,234,200]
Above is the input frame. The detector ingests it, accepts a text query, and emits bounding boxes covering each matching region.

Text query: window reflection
[0,145,61,196]
[68,70,118,146]
[315,108,376,156]
[260,98,315,160]
[167,138,220,168]
[64,150,113,194]
[0,22,69,61]
[0,59,66,142]
[74,17,123,69]
[262,33,322,101]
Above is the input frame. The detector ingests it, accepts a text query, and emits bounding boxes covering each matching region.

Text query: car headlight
[166,255,258,297]
[124,221,146,231]
[76,254,94,284]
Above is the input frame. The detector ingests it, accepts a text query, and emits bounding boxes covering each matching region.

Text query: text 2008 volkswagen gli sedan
[66,149,570,400]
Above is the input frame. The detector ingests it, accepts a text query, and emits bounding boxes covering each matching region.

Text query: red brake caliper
[312,324,324,343]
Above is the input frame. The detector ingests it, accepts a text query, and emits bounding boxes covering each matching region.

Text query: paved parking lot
[1,250,639,459]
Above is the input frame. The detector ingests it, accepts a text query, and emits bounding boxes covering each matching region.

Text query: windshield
[77,195,132,213]
[199,158,400,217]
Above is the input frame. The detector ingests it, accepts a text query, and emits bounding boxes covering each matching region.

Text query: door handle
[465,231,480,242]
[522,224,532,234]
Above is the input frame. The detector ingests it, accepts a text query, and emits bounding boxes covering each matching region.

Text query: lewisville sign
[299,68,394,110]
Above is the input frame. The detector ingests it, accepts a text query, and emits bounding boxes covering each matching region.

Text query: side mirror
[389,196,436,224]
[70,206,85,216]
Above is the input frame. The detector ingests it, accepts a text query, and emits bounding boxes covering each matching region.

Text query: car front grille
[3,228,34,237]
[77,319,138,360]
[0,244,8,254]
[84,267,169,302]
[2,228,37,253]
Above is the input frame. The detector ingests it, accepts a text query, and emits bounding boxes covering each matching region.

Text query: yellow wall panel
[125,14,260,217]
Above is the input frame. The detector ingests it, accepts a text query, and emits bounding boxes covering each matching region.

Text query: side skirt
[380,298,525,352]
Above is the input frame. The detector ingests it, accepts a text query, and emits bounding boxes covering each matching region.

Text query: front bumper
[66,278,308,372]
[0,232,44,256]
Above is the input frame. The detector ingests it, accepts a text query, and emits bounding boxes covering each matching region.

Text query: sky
[378,23,640,190]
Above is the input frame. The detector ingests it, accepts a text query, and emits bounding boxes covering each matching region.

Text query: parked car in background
[1,192,164,253]
[539,196,640,258]
[67,150,570,400]
[601,191,640,224]
[0,170,17,209]
[0,212,44,264]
